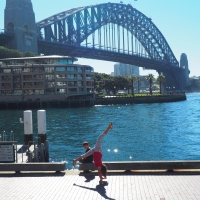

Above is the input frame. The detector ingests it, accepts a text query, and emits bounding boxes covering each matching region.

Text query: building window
[34,82,43,88]
[2,69,11,73]
[78,74,83,79]
[34,90,44,94]
[85,67,94,72]
[23,82,32,88]
[13,76,21,81]
[23,90,33,94]
[68,74,76,79]
[68,60,73,64]
[77,67,83,72]
[13,90,22,95]
[57,89,66,94]
[78,81,83,86]
[1,90,12,95]
[86,75,92,80]
[56,74,66,79]
[56,67,66,71]
[68,88,77,93]
[46,82,55,88]
[86,81,93,86]
[2,83,11,89]
[13,83,21,89]
[45,75,54,80]
[68,81,77,86]
[45,67,54,73]
[56,81,67,86]
[33,67,44,72]
[2,75,11,81]
[23,67,32,72]
[34,74,43,80]
[23,75,32,80]
[45,88,55,94]
[58,59,68,64]
[67,66,76,71]
[13,68,21,74]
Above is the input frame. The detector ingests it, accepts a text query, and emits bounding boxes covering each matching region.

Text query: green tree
[146,74,155,95]
[189,78,200,91]
[0,46,22,59]
[114,76,129,92]
[156,74,165,94]
[128,75,137,96]
[94,72,110,93]
[0,46,38,59]
[136,76,142,94]
[23,52,37,57]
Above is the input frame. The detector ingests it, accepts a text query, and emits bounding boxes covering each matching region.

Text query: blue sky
[0,0,199,77]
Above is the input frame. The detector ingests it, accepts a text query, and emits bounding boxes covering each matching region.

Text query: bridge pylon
[4,0,38,54]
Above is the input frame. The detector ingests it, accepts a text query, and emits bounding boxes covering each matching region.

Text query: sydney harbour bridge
[0,0,190,90]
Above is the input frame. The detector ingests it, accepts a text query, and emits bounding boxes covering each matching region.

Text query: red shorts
[93,152,102,167]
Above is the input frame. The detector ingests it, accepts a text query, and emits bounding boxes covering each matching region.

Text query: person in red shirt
[73,122,112,182]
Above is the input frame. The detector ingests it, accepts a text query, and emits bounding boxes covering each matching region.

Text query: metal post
[45,140,49,162]
[34,147,39,162]
[37,110,47,144]
[40,143,45,162]
[24,110,33,145]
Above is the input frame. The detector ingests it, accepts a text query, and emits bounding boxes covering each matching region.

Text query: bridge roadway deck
[1,169,200,200]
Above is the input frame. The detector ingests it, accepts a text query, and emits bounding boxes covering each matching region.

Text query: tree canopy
[0,46,37,59]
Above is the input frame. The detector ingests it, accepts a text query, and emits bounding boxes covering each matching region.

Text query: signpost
[0,143,15,163]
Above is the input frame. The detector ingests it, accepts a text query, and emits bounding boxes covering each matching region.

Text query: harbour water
[0,93,200,169]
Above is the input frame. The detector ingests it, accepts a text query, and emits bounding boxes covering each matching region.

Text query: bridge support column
[4,0,38,54]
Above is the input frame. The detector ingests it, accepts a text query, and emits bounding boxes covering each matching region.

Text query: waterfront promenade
[1,170,200,200]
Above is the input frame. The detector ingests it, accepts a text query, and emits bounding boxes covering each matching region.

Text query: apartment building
[0,55,94,102]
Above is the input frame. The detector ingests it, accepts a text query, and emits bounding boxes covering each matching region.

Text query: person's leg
[94,123,112,152]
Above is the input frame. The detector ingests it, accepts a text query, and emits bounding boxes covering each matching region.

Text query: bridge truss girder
[37,3,179,67]
[37,3,187,90]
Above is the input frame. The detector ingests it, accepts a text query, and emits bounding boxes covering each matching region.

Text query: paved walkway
[1,170,200,200]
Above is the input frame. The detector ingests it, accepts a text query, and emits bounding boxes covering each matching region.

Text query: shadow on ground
[74,182,115,200]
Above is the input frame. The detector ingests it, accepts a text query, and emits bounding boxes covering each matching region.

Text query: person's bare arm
[73,156,82,166]
[73,148,94,166]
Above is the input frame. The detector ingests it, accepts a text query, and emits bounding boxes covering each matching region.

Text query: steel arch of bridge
[37,3,179,67]
[36,3,186,89]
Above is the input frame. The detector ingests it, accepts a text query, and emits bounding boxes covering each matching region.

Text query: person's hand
[109,122,112,129]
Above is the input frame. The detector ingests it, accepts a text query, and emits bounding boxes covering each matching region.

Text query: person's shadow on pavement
[84,175,95,182]
[73,182,115,200]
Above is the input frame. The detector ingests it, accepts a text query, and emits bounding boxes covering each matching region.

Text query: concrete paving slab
[0,170,200,200]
